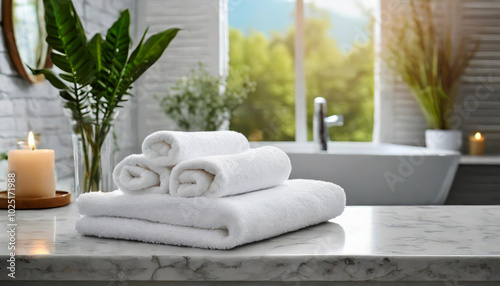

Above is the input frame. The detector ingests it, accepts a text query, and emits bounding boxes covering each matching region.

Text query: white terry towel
[76,179,346,250]
[112,154,170,195]
[142,131,250,167]
[170,146,292,197]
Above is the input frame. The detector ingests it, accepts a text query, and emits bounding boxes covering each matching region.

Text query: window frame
[294,0,308,142]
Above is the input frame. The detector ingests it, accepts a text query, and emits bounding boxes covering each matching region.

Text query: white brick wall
[0,0,137,178]
[135,0,226,144]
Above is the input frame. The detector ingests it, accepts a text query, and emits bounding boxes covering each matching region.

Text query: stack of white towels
[76,131,346,250]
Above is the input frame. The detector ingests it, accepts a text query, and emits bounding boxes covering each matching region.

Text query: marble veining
[1,204,499,282]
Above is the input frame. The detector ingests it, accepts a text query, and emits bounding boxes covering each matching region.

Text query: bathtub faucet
[313,97,344,151]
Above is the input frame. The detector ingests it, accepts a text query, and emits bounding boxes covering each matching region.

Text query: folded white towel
[76,179,345,249]
[170,146,291,197]
[142,131,250,167]
[112,154,170,195]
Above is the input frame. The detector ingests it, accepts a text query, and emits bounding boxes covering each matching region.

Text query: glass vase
[70,120,115,198]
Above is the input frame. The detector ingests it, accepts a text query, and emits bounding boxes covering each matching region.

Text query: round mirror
[2,0,51,83]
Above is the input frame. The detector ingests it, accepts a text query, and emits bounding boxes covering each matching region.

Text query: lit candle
[469,132,485,156]
[7,132,56,198]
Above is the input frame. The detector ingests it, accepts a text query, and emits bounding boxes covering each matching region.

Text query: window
[228,0,376,142]
[228,0,296,141]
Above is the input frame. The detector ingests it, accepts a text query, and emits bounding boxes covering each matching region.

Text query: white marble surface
[1,204,500,283]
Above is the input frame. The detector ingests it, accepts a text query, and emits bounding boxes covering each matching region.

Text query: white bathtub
[251,142,460,205]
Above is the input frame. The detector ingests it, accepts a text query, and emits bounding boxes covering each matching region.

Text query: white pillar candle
[7,132,56,198]
[469,132,485,156]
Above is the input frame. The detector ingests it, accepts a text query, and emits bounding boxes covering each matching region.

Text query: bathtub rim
[250,141,461,157]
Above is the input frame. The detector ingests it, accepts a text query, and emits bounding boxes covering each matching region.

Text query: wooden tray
[0,191,71,209]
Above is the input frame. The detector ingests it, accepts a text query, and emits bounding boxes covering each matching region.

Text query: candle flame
[28,131,35,150]
[475,132,482,140]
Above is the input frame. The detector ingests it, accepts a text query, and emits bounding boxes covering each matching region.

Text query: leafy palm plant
[31,0,179,193]
[384,0,479,130]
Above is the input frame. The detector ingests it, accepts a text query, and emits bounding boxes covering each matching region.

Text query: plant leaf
[59,90,75,101]
[29,67,68,89]
[102,10,131,76]
[122,28,180,85]
[88,34,104,73]
[90,10,132,108]
[128,27,149,65]
[51,53,72,73]
[60,73,77,83]
[42,0,94,85]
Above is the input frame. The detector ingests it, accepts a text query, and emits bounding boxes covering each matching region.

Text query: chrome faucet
[313,97,344,151]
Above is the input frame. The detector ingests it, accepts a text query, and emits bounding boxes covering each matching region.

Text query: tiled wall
[0,0,137,178]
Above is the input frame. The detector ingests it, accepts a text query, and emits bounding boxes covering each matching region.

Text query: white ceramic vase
[425,129,462,151]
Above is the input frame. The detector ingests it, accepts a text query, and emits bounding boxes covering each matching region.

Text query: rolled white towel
[141,131,250,167]
[76,179,346,250]
[112,154,170,195]
[169,146,291,198]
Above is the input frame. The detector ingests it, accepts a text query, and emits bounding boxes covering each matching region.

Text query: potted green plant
[156,63,255,131]
[31,0,179,194]
[384,0,479,150]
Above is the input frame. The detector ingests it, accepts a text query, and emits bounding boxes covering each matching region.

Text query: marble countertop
[1,204,499,283]
[460,155,500,165]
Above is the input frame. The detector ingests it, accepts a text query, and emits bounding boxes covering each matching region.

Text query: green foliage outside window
[229,5,374,141]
